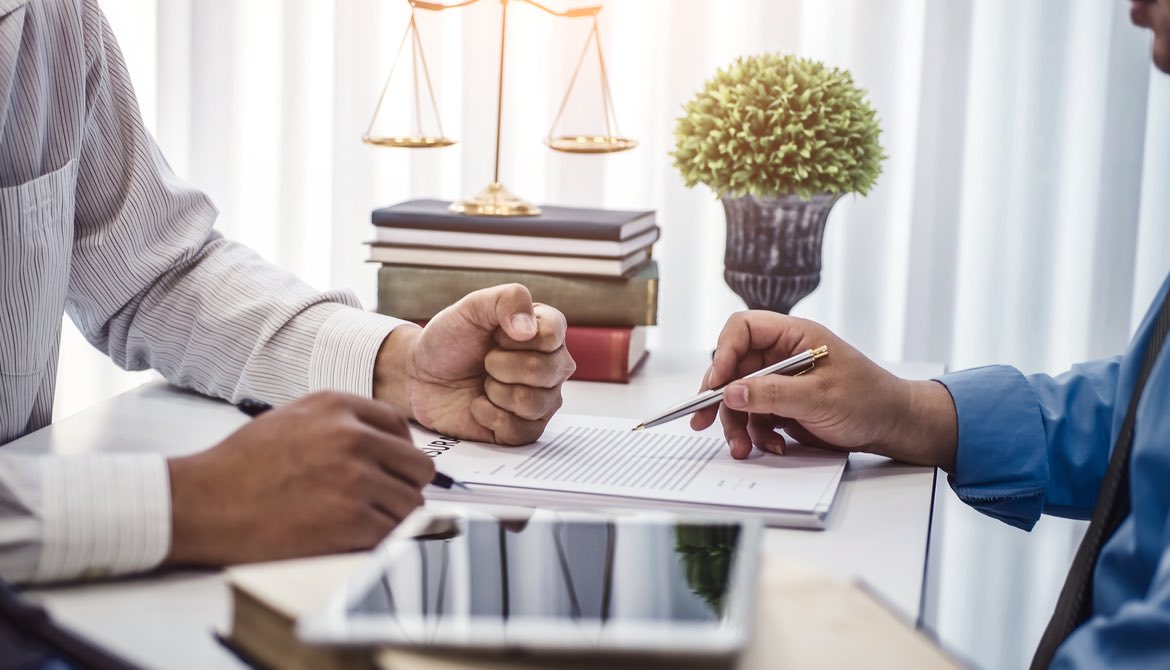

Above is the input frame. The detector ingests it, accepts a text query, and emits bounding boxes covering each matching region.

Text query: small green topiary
[672,53,885,199]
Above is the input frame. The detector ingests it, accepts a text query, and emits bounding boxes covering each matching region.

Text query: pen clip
[793,360,816,377]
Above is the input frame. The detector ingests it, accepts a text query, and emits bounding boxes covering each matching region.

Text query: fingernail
[511,313,536,337]
[724,383,748,409]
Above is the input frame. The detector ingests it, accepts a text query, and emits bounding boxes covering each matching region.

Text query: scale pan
[363,134,457,148]
[547,135,637,154]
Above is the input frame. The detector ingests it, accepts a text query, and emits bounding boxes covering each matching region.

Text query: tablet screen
[346,514,744,625]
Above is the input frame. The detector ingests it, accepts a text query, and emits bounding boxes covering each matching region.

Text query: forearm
[73,232,406,405]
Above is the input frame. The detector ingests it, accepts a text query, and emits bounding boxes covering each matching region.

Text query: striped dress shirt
[0,0,405,582]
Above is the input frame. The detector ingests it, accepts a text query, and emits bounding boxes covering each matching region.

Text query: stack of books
[369,199,659,382]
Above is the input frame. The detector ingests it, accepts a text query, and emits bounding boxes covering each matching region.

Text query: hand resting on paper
[166,393,434,566]
[373,284,576,446]
[690,311,958,471]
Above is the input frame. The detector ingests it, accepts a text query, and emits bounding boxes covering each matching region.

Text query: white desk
[19,351,940,670]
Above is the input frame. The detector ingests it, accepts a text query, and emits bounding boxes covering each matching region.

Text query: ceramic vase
[721,192,842,314]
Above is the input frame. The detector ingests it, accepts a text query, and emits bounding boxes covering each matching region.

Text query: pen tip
[632,424,645,432]
[454,481,472,492]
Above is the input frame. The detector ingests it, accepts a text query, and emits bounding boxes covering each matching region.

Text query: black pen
[236,399,471,492]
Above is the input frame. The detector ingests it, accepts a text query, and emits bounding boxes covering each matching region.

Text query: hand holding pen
[686,313,957,465]
[167,392,454,567]
[634,346,828,431]
[238,399,469,491]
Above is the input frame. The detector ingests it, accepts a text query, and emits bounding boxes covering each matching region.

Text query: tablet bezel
[298,507,762,658]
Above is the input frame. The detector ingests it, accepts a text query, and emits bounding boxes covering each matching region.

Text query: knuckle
[525,354,545,380]
[341,461,369,489]
[761,380,780,409]
[511,384,533,408]
[336,422,368,451]
[537,330,558,352]
[547,391,564,415]
[503,282,529,300]
[560,350,577,378]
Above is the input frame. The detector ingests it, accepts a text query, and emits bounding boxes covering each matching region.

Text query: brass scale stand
[363,0,635,216]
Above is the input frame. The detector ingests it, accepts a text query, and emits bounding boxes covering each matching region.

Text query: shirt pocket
[0,160,76,375]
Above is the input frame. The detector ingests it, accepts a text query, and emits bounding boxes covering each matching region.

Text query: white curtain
[71,1,1170,667]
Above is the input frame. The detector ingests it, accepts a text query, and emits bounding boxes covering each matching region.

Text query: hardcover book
[562,325,648,383]
[366,245,649,278]
[371,199,656,241]
[377,261,659,327]
[372,224,660,258]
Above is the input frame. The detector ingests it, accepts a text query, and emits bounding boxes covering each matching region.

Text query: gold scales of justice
[362,0,636,216]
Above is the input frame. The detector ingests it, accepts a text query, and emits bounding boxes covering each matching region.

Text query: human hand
[165,392,435,566]
[690,311,957,470]
[374,284,576,445]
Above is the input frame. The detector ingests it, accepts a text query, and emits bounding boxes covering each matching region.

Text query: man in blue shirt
[690,1,1170,667]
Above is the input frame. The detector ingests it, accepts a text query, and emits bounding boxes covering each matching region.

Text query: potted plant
[672,53,885,314]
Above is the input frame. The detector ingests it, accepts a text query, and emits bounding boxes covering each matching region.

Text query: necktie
[1030,288,1170,669]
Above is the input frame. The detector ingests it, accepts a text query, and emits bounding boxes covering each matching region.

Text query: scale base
[449,182,541,217]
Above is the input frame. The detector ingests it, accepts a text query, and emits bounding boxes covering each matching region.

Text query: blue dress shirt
[938,275,1170,668]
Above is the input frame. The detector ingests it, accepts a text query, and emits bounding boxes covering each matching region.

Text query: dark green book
[377,261,659,327]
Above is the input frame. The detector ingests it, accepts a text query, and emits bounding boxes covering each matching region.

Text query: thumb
[458,283,537,341]
[722,374,819,419]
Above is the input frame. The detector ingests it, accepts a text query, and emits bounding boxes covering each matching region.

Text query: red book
[412,321,647,384]
[563,325,649,383]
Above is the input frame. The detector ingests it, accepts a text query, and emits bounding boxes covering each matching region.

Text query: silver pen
[632,346,829,431]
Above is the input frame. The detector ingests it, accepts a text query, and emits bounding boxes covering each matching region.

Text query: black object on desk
[0,578,144,670]
[236,399,470,492]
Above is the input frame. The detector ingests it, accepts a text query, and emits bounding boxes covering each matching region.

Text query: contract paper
[414,414,848,529]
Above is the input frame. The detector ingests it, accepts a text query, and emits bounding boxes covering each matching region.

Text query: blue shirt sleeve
[937,358,1120,531]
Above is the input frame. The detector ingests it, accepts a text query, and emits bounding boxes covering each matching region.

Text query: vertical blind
[68,1,1170,667]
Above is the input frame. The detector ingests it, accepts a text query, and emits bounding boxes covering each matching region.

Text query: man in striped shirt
[0,0,575,583]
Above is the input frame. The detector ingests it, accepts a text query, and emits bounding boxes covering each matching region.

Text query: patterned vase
[721,192,842,314]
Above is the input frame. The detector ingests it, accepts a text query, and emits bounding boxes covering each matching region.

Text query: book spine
[377,264,658,327]
[563,326,633,383]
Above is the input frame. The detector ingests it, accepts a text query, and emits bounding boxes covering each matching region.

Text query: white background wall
[68,2,1170,667]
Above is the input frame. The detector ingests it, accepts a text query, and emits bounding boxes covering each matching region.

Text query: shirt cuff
[309,307,408,398]
[35,454,171,582]
[936,365,1050,531]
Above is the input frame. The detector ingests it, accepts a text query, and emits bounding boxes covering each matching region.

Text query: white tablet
[298,507,761,659]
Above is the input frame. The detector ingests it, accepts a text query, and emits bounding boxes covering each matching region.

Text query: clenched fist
[373,283,576,445]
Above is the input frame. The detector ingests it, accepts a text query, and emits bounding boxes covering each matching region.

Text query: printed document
[414,414,847,529]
